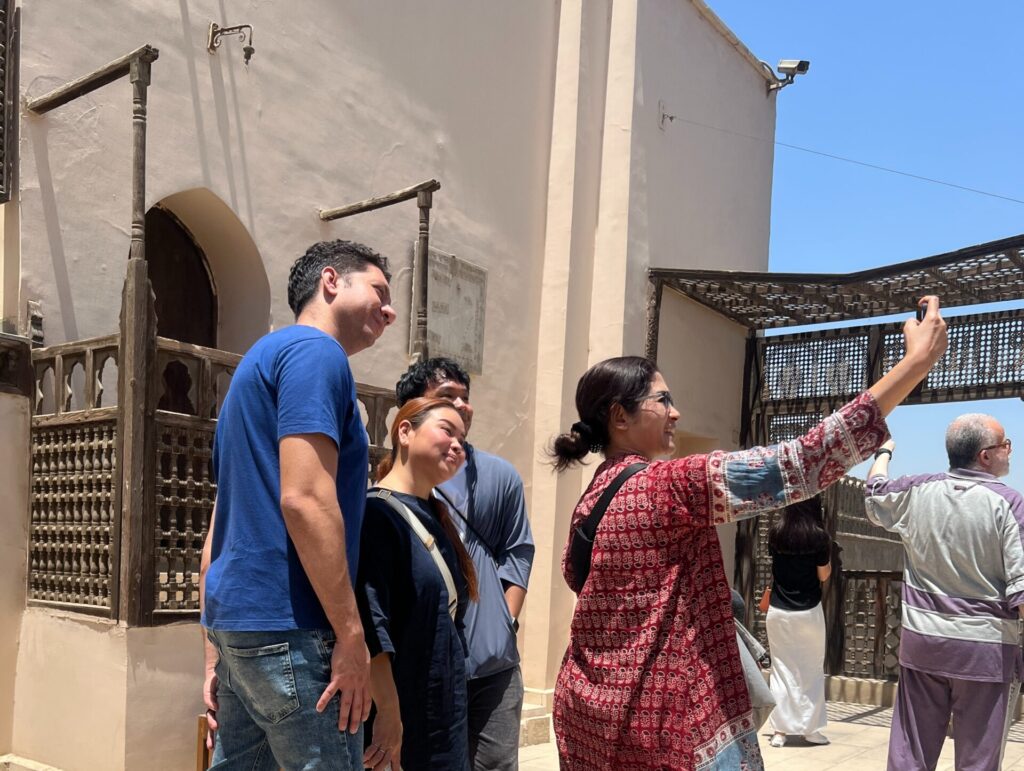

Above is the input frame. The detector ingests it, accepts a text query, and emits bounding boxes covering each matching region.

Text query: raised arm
[868,295,947,415]
[701,296,946,525]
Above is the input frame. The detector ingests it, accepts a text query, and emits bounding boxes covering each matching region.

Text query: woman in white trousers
[765,496,832,748]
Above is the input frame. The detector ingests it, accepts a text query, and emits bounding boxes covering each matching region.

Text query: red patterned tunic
[554,392,888,770]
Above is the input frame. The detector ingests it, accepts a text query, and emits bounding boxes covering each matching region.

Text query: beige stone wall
[11,615,207,771]
[12,610,128,770]
[124,624,205,771]
[592,0,777,356]
[657,288,749,583]
[17,0,558,470]
[0,203,19,334]
[521,0,775,699]
[0,391,29,754]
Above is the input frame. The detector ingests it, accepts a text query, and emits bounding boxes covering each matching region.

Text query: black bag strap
[569,462,648,589]
[435,485,498,563]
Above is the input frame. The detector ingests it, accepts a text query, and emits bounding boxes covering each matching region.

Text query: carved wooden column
[644,277,663,362]
[116,51,159,626]
[317,178,441,366]
[410,188,433,363]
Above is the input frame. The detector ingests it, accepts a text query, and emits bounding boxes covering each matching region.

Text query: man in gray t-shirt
[865,413,1024,771]
[397,357,534,771]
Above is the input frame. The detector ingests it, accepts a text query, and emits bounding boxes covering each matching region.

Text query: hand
[880,439,895,453]
[315,629,371,734]
[364,704,402,771]
[203,666,219,751]
[902,296,947,372]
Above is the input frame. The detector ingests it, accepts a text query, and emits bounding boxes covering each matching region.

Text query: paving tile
[759,737,868,769]
[518,700,1024,769]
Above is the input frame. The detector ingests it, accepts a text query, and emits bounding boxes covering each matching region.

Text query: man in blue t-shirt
[200,239,396,770]
[396,358,535,771]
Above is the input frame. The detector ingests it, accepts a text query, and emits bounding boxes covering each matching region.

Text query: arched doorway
[155,188,271,355]
[145,206,217,347]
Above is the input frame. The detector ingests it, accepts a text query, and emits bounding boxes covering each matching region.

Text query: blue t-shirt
[202,325,369,631]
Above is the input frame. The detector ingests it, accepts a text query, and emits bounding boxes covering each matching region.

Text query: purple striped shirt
[866,468,1024,682]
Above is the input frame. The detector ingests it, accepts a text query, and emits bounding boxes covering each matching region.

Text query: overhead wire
[670,115,1024,207]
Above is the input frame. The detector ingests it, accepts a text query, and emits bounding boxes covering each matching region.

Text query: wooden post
[116,51,158,626]
[734,331,763,620]
[410,188,433,363]
[873,576,887,679]
[316,178,440,364]
[644,277,663,362]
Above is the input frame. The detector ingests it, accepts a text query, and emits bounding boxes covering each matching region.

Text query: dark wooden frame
[646,236,1024,681]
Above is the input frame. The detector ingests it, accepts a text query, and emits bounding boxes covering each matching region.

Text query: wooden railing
[30,335,121,615]
[743,476,904,681]
[824,569,902,681]
[29,333,397,624]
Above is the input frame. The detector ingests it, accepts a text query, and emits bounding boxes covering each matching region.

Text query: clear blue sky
[709,2,1024,490]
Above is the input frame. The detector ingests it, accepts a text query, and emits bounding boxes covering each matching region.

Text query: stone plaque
[421,247,487,374]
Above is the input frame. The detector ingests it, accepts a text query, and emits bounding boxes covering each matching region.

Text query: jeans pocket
[224,641,300,724]
[315,630,336,678]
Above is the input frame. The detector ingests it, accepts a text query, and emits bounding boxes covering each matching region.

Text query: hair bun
[571,420,593,442]
[572,420,603,452]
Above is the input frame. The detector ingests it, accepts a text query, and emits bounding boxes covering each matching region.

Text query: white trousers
[766,603,827,736]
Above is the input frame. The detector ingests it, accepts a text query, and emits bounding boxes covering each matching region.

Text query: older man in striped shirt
[865,414,1024,771]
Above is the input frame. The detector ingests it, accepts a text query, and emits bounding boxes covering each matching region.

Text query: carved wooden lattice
[153,417,215,615]
[29,420,118,611]
[652,234,1024,330]
[841,571,902,681]
[0,0,15,204]
[29,332,400,623]
[29,336,122,617]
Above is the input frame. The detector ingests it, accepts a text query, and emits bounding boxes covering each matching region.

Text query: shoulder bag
[569,462,648,588]
[370,489,458,621]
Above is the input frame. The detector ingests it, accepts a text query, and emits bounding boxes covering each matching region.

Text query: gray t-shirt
[437,444,534,680]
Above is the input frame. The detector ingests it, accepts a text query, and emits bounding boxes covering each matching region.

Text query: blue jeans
[206,629,363,771]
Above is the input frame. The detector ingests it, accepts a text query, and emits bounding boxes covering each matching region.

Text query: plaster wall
[12,610,129,771]
[522,0,615,697]
[657,287,748,584]
[522,0,776,693]
[124,623,205,771]
[17,0,558,469]
[0,203,18,334]
[621,0,776,353]
[0,392,29,754]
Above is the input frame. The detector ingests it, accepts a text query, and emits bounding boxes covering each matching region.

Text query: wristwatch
[874,448,893,459]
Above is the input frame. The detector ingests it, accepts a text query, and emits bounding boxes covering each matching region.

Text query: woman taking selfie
[357,397,478,771]
[548,297,947,769]
[765,496,832,748]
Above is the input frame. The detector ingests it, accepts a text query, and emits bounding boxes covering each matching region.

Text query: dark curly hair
[395,357,471,406]
[287,239,391,317]
[549,356,658,472]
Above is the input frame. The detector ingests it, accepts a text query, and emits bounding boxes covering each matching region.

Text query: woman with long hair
[357,397,478,771]
[547,297,946,769]
[765,497,832,747]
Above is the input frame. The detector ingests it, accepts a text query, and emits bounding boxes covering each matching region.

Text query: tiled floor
[518,702,1024,770]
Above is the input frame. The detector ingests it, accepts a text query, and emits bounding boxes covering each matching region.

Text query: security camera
[777,59,810,76]
[767,59,811,93]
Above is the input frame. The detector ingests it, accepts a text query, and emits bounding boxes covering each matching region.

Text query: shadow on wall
[157,188,270,354]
